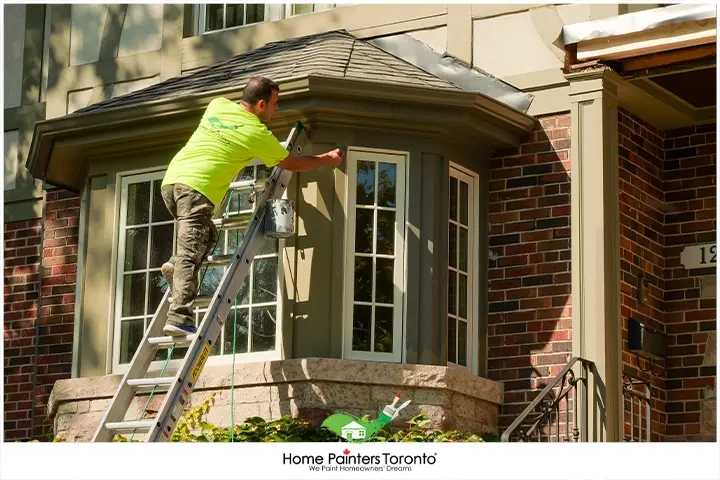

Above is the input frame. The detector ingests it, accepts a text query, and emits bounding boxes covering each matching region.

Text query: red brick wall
[4,219,42,441]
[618,110,668,441]
[618,110,717,442]
[3,190,80,441]
[487,112,572,434]
[663,123,716,441]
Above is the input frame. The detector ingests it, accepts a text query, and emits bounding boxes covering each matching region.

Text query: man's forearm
[278,153,334,172]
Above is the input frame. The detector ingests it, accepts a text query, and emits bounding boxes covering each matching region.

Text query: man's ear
[257,99,266,110]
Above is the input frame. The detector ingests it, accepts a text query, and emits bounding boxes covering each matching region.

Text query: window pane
[122,273,146,317]
[246,4,264,24]
[374,306,393,353]
[448,272,456,316]
[124,227,148,271]
[354,208,373,254]
[352,305,372,351]
[227,225,277,256]
[354,257,372,302]
[375,258,393,304]
[226,3,245,27]
[235,272,250,305]
[240,165,254,180]
[152,180,172,222]
[150,224,174,269]
[458,320,468,367]
[225,308,249,354]
[227,228,244,252]
[458,273,467,319]
[120,319,144,364]
[377,162,396,207]
[148,271,166,315]
[253,257,277,304]
[376,210,394,255]
[449,177,457,221]
[257,164,271,181]
[460,181,468,226]
[447,317,456,364]
[228,191,253,213]
[127,182,151,225]
[199,266,224,297]
[356,161,375,205]
[292,4,314,15]
[448,223,457,269]
[251,307,276,352]
[458,226,468,273]
[206,4,224,31]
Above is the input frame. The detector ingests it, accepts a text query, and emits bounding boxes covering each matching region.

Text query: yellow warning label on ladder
[191,343,212,381]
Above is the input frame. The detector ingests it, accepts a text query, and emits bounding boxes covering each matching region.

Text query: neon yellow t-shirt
[162,97,289,209]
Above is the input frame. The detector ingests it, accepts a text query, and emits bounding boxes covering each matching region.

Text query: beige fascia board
[470,4,542,20]
[576,18,717,61]
[26,77,313,178]
[307,76,537,137]
[28,75,536,191]
[349,14,447,39]
[503,68,569,92]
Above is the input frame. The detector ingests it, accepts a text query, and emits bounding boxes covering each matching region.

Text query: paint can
[264,198,295,238]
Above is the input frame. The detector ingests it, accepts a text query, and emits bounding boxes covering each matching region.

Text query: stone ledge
[48,357,503,417]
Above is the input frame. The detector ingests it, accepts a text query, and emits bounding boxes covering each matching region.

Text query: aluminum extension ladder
[92,122,308,442]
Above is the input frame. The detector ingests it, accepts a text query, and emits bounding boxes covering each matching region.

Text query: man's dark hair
[242,76,279,105]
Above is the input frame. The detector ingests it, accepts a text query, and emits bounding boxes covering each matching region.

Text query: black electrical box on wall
[628,317,667,361]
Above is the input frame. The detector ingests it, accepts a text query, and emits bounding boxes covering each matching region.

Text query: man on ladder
[159,76,343,337]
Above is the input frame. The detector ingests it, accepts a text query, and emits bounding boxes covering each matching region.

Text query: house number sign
[680,243,717,269]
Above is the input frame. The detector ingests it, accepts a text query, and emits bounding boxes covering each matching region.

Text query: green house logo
[321,393,411,443]
[206,116,239,131]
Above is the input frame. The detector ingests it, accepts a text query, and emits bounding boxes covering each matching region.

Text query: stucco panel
[4,130,20,191]
[472,12,562,79]
[4,4,26,108]
[117,4,163,58]
[70,4,108,66]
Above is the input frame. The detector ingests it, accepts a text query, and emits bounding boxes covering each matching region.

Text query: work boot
[163,324,198,337]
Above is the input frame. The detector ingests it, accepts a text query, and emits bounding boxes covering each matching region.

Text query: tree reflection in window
[351,160,397,353]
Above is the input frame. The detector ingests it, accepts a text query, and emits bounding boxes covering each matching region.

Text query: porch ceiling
[562,4,717,129]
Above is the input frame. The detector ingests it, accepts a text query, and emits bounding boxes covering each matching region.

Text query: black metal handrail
[501,356,595,442]
[623,373,652,442]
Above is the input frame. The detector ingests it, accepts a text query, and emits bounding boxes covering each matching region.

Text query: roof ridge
[342,38,356,77]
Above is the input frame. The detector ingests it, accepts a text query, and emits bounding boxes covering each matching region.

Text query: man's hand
[324,148,344,167]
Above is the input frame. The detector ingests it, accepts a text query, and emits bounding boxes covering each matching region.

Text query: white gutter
[562,3,717,45]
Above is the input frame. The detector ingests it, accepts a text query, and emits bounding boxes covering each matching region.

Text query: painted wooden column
[567,68,623,442]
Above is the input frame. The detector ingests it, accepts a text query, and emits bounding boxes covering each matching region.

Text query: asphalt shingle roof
[73,30,462,114]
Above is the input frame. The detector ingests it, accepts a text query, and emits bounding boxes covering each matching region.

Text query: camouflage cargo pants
[161,184,218,328]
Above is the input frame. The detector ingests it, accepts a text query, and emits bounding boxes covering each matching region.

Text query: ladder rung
[228,180,265,192]
[148,335,196,348]
[213,213,252,229]
[127,377,175,389]
[105,420,156,434]
[206,254,234,266]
